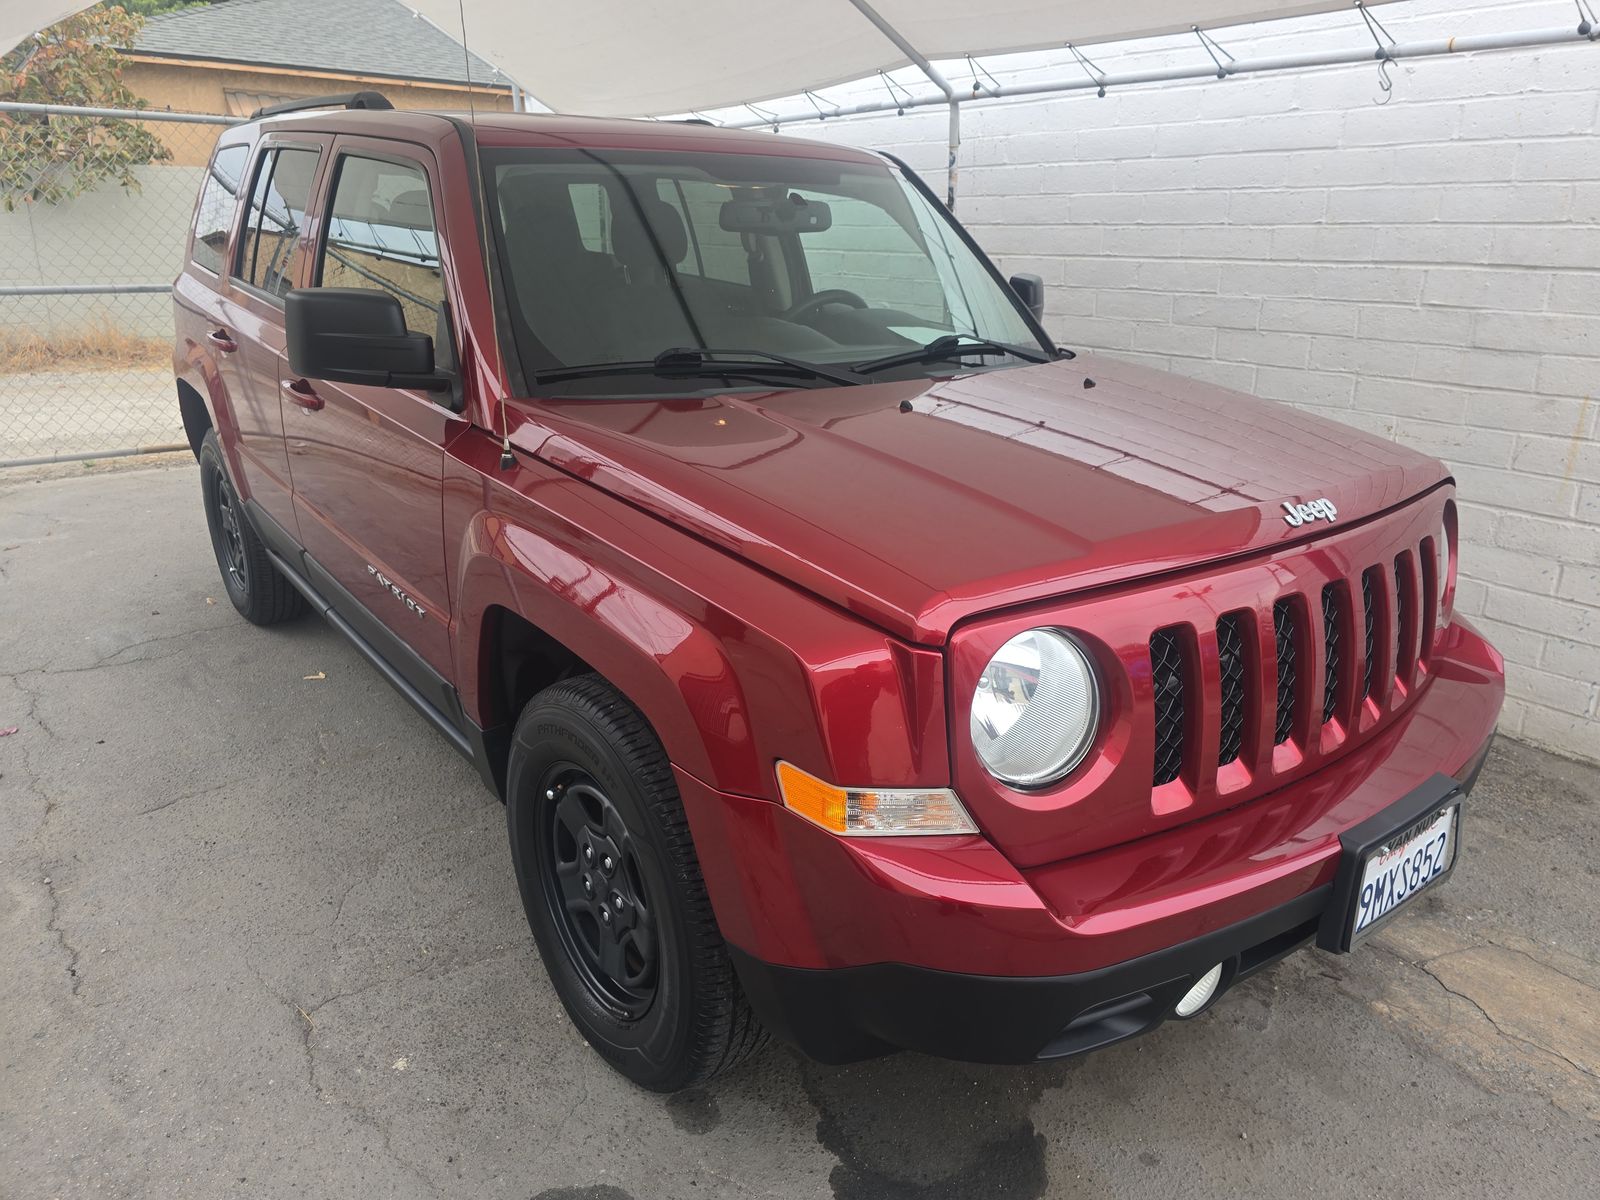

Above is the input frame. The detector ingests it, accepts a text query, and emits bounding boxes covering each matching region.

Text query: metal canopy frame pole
[843,0,964,207]
[724,22,1600,147]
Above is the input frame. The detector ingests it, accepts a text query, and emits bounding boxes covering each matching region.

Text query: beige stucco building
[119,0,516,165]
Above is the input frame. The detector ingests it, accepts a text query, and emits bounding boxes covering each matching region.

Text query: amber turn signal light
[775,762,979,837]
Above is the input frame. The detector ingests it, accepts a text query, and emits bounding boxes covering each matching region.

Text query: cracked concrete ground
[2,461,1598,1200]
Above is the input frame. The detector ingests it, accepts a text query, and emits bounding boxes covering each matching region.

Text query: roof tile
[130,0,507,89]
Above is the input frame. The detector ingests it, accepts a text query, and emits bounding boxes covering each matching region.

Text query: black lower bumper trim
[729,886,1329,1066]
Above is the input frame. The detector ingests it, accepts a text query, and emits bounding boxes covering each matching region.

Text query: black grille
[1321,584,1341,724]
[1273,599,1296,745]
[1217,614,1247,766]
[1361,568,1379,699]
[1150,628,1186,786]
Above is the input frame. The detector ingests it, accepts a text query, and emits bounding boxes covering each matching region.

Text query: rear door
[173,138,252,453]
[221,137,328,536]
[286,138,457,687]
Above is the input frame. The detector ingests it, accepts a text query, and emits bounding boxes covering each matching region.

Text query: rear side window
[317,154,443,335]
[235,146,321,299]
[665,178,749,285]
[568,182,611,253]
[191,144,249,275]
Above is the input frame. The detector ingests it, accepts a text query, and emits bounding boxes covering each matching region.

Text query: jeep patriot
[172,93,1504,1091]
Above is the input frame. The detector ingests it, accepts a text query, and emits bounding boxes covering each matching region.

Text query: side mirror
[285,287,448,391]
[1009,273,1045,323]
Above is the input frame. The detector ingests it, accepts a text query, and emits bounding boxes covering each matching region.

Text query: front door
[285,140,458,688]
[223,138,327,536]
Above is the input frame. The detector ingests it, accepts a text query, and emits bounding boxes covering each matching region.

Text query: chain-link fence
[1,102,238,466]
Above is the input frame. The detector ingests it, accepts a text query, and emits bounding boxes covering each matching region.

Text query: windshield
[481,146,1051,395]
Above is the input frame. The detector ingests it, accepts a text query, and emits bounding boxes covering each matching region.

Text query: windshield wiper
[852,334,1052,376]
[536,347,865,388]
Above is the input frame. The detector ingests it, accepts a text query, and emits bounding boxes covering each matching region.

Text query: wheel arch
[176,378,212,459]
[455,528,768,799]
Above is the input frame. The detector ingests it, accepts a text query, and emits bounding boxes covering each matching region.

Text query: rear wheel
[506,674,766,1091]
[198,430,305,626]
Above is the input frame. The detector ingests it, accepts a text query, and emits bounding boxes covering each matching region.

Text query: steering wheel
[785,289,868,323]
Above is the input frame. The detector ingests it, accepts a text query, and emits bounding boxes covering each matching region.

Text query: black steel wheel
[211,467,248,594]
[538,766,659,1019]
[506,674,767,1091]
[197,430,306,626]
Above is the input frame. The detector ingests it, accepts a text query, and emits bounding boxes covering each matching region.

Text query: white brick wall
[782,0,1600,763]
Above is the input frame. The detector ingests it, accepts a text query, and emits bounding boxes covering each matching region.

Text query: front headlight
[970,628,1099,788]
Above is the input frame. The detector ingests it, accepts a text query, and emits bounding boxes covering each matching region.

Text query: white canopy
[410,0,1402,115]
[3,0,1401,117]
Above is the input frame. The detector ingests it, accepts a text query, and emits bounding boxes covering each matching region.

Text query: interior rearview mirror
[720,195,832,234]
[285,287,448,391]
[1009,273,1045,323]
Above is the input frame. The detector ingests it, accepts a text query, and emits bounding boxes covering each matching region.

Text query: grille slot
[1272,599,1296,745]
[1420,538,1439,660]
[1321,584,1341,724]
[1361,568,1380,699]
[1216,613,1248,767]
[1150,628,1186,786]
[1395,553,1415,682]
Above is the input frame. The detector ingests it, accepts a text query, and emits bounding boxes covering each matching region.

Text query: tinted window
[318,155,443,335]
[191,144,249,275]
[235,146,321,299]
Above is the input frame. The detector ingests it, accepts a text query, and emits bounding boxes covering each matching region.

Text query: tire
[506,674,767,1091]
[197,430,306,626]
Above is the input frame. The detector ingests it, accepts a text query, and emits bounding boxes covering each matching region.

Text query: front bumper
[728,755,1486,1064]
[673,618,1501,1063]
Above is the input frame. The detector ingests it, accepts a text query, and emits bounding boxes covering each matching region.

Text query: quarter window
[191,144,248,275]
[235,146,321,299]
[317,155,443,335]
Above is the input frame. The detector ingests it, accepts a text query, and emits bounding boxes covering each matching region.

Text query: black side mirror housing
[285,288,449,391]
[1009,273,1045,322]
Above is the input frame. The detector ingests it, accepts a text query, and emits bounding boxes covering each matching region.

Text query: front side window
[317,154,443,336]
[235,146,321,299]
[191,144,249,275]
[483,147,1047,394]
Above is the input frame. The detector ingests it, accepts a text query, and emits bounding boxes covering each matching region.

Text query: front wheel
[505,674,766,1091]
[197,430,306,626]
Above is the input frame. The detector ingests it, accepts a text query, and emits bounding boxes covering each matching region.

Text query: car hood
[513,354,1448,645]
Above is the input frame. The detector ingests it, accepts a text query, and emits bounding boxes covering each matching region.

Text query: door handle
[207,328,238,354]
[281,377,324,411]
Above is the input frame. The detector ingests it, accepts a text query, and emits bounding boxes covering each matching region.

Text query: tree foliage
[0,6,172,209]
[120,1,217,16]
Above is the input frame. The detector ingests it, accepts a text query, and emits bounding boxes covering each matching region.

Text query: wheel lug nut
[612,894,625,911]
[582,877,593,897]
[602,855,614,874]
[583,846,595,864]
[600,908,613,925]
[545,788,557,800]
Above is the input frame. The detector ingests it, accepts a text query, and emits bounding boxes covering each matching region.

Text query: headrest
[610,195,689,274]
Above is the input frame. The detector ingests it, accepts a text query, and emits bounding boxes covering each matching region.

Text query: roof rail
[251,91,394,119]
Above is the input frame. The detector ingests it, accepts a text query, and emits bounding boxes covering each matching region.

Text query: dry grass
[0,322,169,374]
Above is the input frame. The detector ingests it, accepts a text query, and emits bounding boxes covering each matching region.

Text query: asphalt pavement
[2,460,1597,1199]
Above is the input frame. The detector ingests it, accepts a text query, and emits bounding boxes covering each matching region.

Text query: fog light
[1174,963,1224,1018]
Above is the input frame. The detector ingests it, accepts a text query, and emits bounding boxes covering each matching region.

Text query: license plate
[1348,804,1457,943]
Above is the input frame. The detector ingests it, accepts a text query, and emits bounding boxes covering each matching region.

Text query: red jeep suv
[172,93,1503,1092]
